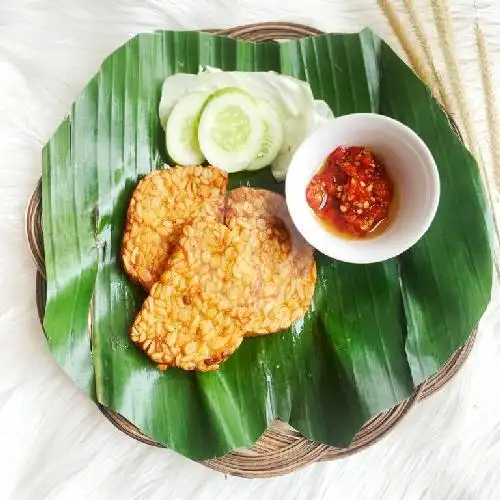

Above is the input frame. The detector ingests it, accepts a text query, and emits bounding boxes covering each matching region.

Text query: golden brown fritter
[121,166,227,290]
[130,219,252,371]
[226,187,317,335]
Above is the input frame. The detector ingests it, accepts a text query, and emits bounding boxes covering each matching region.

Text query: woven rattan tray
[27,22,476,479]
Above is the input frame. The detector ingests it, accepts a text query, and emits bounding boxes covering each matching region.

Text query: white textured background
[1,1,500,499]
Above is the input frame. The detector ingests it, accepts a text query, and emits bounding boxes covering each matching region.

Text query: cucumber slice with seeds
[197,88,264,173]
[247,99,284,171]
[166,91,209,165]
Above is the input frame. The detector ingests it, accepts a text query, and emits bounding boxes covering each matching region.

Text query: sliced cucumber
[246,99,284,171]
[158,73,199,129]
[197,88,264,173]
[166,91,209,165]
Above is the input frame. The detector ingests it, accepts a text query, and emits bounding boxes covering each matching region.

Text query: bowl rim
[285,112,441,264]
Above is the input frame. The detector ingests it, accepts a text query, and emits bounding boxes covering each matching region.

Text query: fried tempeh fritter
[226,187,317,335]
[121,166,227,290]
[130,219,253,371]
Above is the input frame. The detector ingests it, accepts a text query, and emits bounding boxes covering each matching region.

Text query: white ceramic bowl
[285,113,440,264]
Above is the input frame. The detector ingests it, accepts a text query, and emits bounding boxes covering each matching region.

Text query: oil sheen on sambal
[306,146,394,238]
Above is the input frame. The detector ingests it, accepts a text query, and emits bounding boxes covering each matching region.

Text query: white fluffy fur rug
[1,1,500,499]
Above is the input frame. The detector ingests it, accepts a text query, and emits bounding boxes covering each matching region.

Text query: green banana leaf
[42,28,492,460]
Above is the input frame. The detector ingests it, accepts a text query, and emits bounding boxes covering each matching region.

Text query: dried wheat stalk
[431,0,476,153]
[401,0,451,111]
[476,22,500,190]
[377,0,433,87]
[475,21,500,263]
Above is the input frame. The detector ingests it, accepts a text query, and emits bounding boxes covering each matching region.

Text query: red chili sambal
[306,146,394,238]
